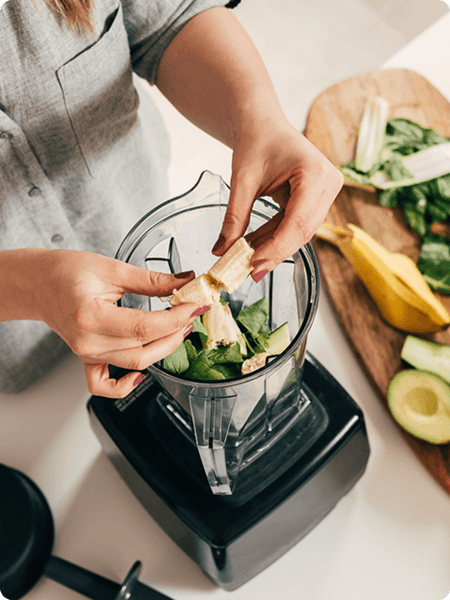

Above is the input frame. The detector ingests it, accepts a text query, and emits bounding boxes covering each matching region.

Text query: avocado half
[387,369,450,444]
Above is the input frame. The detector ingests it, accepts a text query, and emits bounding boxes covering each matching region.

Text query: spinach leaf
[163,342,189,374]
[212,364,241,379]
[417,234,450,294]
[379,187,399,208]
[206,342,243,364]
[237,297,270,334]
[409,186,427,214]
[184,351,225,381]
[185,339,198,362]
[383,157,413,181]
[403,202,428,237]
[192,316,208,345]
[437,174,450,200]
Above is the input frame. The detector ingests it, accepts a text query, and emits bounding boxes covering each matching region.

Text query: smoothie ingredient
[203,301,247,356]
[315,223,450,332]
[170,237,254,306]
[341,108,450,292]
[163,297,290,381]
[170,273,220,306]
[387,369,450,444]
[208,237,254,293]
[401,335,450,383]
[354,96,389,173]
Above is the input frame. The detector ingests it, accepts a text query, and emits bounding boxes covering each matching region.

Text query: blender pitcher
[115,171,320,497]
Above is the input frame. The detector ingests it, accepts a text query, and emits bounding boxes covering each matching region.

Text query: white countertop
[2,12,450,600]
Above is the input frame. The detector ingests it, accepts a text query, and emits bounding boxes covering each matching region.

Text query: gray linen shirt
[0,0,227,392]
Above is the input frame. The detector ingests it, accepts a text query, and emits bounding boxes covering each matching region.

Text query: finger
[88,325,193,375]
[80,300,205,345]
[116,264,195,297]
[212,172,260,256]
[84,363,147,399]
[250,173,341,276]
[245,211,284,249]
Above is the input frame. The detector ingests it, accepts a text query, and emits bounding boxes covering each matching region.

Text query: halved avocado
[387,369,450,444]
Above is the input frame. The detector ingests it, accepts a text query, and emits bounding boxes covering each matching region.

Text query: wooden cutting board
[304,69,450,493]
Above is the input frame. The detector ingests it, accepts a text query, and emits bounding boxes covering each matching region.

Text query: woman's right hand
[2,249,203,398]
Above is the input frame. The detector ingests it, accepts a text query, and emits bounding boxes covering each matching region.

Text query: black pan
[0,464,173,600]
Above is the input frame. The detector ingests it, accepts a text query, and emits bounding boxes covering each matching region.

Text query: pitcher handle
[189,393,236,495]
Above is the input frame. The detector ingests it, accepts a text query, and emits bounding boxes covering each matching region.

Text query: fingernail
[183,324,194,337]
[253,269,269,283]
[212,235,225,254]
[190,305,211,319]
[174,270,195,279]
[133,373,146,387]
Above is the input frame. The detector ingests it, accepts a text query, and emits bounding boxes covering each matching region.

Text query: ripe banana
[170,237,254,306]
[208,237,254,293]
[203,301,247,356]
[315,223,450,333]
[170,273,220,306]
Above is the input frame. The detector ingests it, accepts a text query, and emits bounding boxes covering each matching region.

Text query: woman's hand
[212,120,343,280]
[156,7,343,277]
[5,249,203,398]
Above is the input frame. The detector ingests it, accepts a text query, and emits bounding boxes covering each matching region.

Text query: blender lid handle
[45,558,175,600]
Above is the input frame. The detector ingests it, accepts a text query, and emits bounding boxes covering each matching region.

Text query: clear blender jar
[115,171,321,498]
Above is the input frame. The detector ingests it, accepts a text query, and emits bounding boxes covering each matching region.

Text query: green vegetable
[401,335,450,383]
[236,297,270,334]
[343,112,450,292]
[354,96,389,172]
[184,352,225,381]
[162,297,290,381]
[417,234,450,294]
[163,342,189,374]
[206,342,243,364]
[192,316,208,346]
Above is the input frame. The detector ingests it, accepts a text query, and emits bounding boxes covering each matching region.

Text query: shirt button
[51,234,64,244]
[0,132,12,140]
[28,187,41,197]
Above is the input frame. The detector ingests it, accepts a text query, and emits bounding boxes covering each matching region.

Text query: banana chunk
[170,273,220,306]
[170,238,254,306]
[203,301,247,356]
[208,237,254,293]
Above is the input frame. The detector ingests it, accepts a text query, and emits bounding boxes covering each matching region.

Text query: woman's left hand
[212,120,343,281]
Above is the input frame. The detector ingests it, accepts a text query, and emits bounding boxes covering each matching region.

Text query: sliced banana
[170,237,254,307]
[170,273,220,306]
[208,237,254,293]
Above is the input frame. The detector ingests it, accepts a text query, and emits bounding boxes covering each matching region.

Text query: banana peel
[315,223,450,333]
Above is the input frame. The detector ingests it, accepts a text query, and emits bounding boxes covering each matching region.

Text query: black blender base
[88,353,370,591]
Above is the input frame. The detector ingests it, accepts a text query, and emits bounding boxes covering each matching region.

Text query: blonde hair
[46,0,94,31]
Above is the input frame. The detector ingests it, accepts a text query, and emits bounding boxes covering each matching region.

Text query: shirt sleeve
[122,0,232,84]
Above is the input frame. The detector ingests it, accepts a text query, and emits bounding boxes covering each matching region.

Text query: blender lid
[0,464,175,600]
[0,464,54,599]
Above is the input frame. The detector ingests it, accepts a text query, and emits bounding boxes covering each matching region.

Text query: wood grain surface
[305,69,450,493]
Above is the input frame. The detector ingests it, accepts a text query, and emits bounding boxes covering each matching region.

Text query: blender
[88,171,370,590]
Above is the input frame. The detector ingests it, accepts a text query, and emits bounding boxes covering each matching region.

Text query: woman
[0,0,343,397]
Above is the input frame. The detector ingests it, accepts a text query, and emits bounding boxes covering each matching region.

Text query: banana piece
[316,223,450,333]
[241,352,271,375]
[202,301,247,356]
[208,237,254,293]
[170,273,220,306]
[170,237,254,306]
